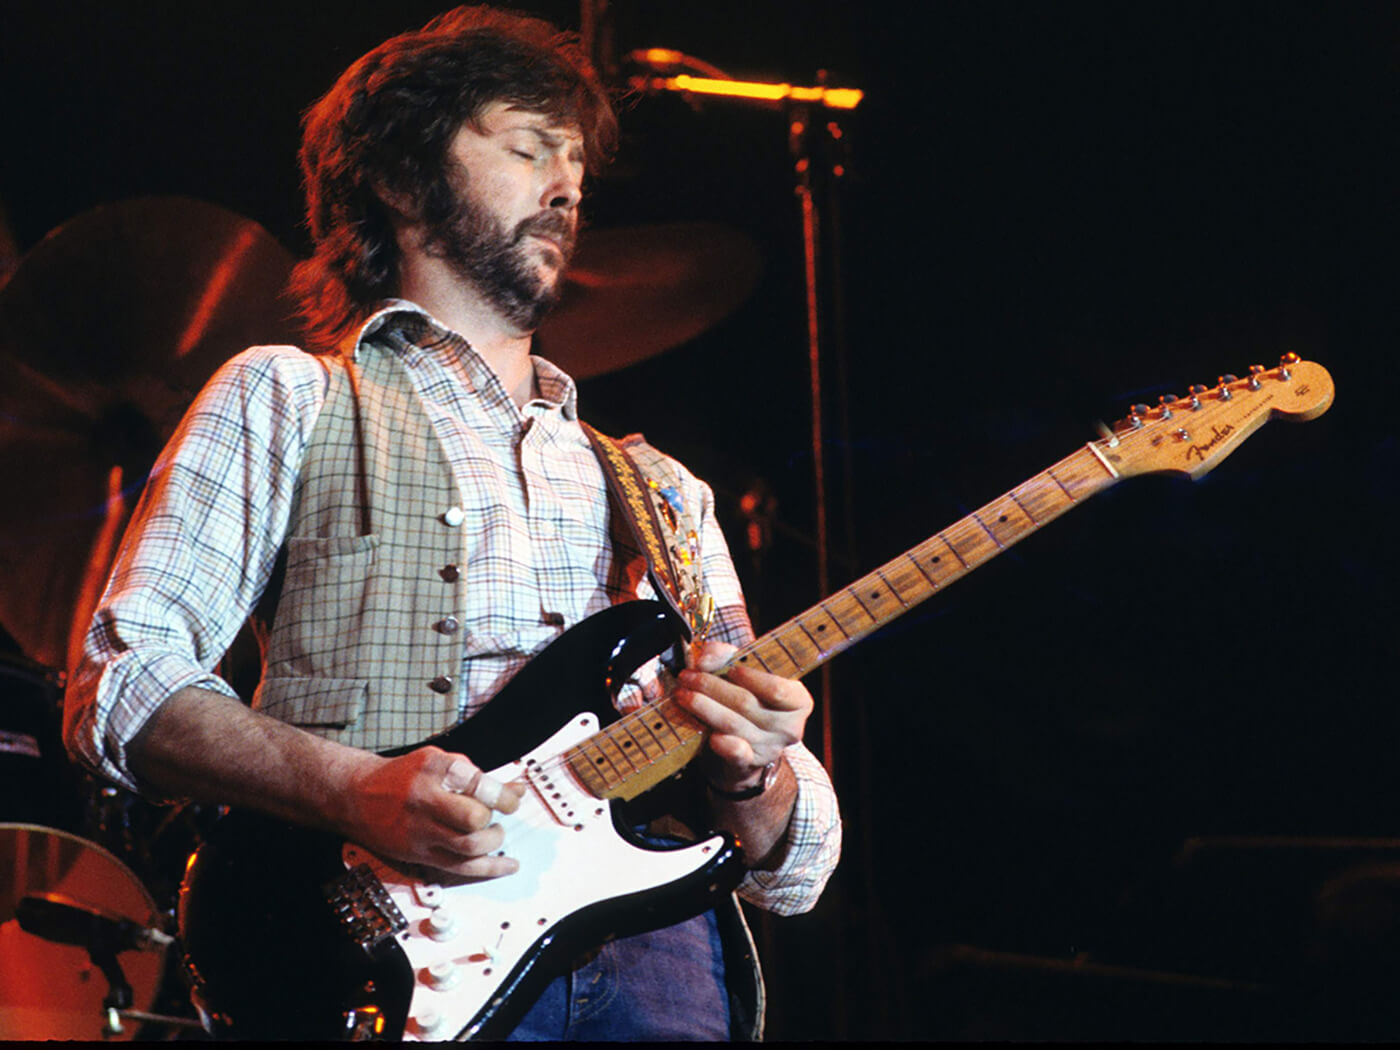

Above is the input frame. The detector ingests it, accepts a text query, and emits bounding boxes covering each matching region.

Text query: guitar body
[179,601,745,1041]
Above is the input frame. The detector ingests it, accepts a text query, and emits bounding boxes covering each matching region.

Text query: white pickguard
[340,712,728,1041]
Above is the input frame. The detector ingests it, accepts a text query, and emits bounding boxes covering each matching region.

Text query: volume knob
[425,908,458,942]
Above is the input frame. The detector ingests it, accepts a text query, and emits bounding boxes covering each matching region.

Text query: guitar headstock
[1097,354,1334,480]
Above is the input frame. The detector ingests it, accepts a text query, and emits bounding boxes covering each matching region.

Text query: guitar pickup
[523,718,600,828]
[323,863,409,957]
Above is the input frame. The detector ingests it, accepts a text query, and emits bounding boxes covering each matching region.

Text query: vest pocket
[256,677,367,729]
[266,534,381,671]
[284,533,380,570]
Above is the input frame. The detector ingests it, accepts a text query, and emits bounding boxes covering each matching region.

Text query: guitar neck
[729,442,1120,679]
[567,442,1122,801]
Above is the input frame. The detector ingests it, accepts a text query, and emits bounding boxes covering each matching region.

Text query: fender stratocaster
[178,357,1333,1040]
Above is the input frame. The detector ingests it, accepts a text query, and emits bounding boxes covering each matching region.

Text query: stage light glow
[661,74,863,110]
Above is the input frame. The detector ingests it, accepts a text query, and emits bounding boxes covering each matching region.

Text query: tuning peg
[1248,364,1265,390]
[1157,394,1176,419]
[1188,384,1209,410]
[1279,352,1300,380]
[1127,404,1150,428]
[1217,374,1238,400]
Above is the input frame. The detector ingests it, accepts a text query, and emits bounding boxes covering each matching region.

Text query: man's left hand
[674,640,813,794]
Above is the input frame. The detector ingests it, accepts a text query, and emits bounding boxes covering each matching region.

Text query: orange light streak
[659,74,863,110]
[176,226,259,358]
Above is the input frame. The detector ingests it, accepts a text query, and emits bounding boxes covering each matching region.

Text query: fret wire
[940,532,970,569]
[581,740,625,785]
[1046,465,1077,500]
[629,707,669,753]
[792,617,826,654]
[614,718,656,763]
[874,568,909,606]
[599,724,643,773]
[1007,487,1039,524]
[971,512,1004,549]
[816,599,853,640]
[770,631,800,666]
[907,550,940,589]
[848,586,879,621]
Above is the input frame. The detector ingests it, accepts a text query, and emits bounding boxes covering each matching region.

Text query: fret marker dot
[999,514,1009,523]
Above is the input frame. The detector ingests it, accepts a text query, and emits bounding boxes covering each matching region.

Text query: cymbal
[0,197,302,669]
[535,221,763,379]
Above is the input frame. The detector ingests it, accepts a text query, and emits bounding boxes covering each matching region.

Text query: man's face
[426,101,586,332]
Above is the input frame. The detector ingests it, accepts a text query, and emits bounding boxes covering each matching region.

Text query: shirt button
[435,616,460,635]
[439,564,460,583]
[442,506,465,527]
[428,675,454,694]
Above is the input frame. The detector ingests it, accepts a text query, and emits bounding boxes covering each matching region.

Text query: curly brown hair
[290,5,617,351]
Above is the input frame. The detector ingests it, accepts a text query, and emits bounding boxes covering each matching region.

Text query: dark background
[2,1,1396,1040]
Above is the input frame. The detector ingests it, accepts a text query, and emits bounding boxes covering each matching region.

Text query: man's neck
[397,252,539,408]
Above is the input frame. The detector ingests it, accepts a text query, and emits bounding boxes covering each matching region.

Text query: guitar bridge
[324,864,408,957]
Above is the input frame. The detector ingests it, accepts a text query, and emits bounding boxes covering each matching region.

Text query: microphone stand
[624,64,863,782]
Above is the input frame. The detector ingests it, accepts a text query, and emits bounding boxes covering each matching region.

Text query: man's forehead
[476,101,583,142]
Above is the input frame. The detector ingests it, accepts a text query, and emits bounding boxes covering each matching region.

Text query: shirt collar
[344,299,580,420]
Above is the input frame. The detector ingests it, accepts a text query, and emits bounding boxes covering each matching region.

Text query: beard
[424,179,577,333]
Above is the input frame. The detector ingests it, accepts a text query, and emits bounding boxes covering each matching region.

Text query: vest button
[435,616,460,635]
[439,564,460,583]
[428,675,454,694]
[442,506,466,527]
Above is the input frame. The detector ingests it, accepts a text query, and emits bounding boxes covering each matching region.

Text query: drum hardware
[0,823,195,1040]
[14,891,200,1036]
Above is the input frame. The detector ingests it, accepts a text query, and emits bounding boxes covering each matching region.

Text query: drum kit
[0,194,764,1037]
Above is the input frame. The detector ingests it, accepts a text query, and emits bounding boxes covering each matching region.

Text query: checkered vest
[252,339,465,751]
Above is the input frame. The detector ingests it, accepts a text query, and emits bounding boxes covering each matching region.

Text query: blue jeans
[505,909,731,1041]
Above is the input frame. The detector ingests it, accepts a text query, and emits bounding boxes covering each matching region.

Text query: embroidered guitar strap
[580,423,712,646]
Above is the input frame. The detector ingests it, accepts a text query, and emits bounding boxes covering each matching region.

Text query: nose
[541,155,583,212]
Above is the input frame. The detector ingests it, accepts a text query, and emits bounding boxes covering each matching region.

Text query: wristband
[707,759,780,801]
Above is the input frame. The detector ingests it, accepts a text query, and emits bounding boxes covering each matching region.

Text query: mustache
[515,211,577,258]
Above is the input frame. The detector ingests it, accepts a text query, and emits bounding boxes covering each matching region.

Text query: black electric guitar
[178,358,1333,1041]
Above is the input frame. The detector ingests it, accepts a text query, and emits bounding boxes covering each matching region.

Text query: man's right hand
[342,746,525,878]
[122,689,526,881]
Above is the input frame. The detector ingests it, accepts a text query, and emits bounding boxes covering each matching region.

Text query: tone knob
[425,959,460,990]
[413,1008,444,1037]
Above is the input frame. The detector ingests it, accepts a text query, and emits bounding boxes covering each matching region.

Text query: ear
[371,178,418,221]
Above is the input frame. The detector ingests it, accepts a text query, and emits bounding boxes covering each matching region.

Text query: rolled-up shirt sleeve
[64,346,326,792]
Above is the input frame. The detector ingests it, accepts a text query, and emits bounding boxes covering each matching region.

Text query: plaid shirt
[66,302,840,915]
